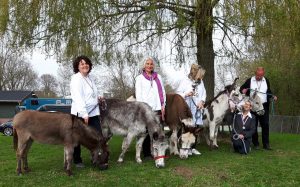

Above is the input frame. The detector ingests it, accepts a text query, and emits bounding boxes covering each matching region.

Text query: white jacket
[176,77,206,104]
[135,73,166,111]
[70,72,100,118]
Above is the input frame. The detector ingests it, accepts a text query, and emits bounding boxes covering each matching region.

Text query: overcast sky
[27,51,59,76]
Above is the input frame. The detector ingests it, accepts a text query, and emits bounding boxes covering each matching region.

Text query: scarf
[142,71,164,106]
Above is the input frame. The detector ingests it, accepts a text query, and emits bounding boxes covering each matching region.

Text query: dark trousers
[252,103,270,148]
[232,138,251,154]
[73,116,102,164]
[142,110,163,157]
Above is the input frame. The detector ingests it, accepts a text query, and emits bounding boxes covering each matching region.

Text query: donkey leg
[136,134,147,164]
[209,122,217,149]
[118,134,135,163]
[16,136,30,175]
[16,152,22,176]
[170,130,179,155]
[203,128,211,146]
[22,139,33,173]
[64,146,74,176]
[64,147,68,170]
[213,128,219,148]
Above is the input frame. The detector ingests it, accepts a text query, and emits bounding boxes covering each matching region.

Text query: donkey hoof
[24,167,31,173]
[66,170,73,176]
[117,158,124,163]
[136,158,142,164]
[17,172,23,176]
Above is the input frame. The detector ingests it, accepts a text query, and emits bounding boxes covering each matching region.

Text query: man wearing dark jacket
[239,67,277,150]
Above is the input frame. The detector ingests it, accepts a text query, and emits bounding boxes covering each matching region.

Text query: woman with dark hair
[70,55,102,168]
[135,57,166,158]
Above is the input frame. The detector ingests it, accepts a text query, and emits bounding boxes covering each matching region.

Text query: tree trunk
[195,1,215,99]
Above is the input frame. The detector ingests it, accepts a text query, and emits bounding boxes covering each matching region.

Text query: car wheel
[3,127,13,136]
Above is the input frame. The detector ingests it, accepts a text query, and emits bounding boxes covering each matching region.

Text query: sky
[27,50,59,76]
[27,49,188,83]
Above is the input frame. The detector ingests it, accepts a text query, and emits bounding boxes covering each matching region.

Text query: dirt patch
[173,166,195,179]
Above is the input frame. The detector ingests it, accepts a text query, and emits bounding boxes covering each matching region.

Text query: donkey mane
[204,89,227,108]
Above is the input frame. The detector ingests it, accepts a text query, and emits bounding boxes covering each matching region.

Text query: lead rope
[190,97,203,125]
[271,98,275,116]
[232,114,248,154]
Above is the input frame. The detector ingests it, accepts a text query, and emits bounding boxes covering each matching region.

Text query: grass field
[0,132,299,187]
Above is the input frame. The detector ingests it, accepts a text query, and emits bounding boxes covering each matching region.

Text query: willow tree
[0,0,261,98]
[231,0,300,115]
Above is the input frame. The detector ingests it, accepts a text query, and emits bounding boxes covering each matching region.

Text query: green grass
[0,133,299,187]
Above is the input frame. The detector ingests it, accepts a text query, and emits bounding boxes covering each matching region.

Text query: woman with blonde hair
[176,63,206,155]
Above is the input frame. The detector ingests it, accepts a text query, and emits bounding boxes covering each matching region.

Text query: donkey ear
[153,132,159,141]
[252,90,257,98]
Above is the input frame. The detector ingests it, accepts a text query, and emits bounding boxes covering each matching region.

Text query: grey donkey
[100,99,169,168]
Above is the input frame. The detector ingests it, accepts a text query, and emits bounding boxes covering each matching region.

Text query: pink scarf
[142,71,164,106]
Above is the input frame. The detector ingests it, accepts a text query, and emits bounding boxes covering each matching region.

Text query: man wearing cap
[239,67,277,150]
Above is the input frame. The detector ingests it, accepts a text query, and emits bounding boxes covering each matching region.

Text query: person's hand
[83,116,89,125]
[242,88,248,94]
[98,96,105,101]
[185,91,194,97]
[197,101,204,109]
[238,134,244,139]
[273,95,278,101]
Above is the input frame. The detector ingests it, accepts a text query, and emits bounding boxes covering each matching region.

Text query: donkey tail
[13,128,18,151]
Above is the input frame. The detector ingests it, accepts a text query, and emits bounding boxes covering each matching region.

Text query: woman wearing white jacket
[176,63,206,155]
[70,55,102,168]
[135,57,166,157]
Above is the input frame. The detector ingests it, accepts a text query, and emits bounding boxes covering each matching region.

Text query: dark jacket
[232,113,256,140]
[239,77,273,104]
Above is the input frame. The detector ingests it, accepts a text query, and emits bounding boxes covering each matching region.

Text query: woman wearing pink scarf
[135,57,166,158]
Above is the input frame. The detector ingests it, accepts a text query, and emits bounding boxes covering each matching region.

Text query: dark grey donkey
[100,99,169,168]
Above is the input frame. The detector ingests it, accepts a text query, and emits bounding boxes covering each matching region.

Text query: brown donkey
[13,110,109,176]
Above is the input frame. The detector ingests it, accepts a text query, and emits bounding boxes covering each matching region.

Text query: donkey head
[250,90,265,115]
[178,126,202,159]
[152,132,169,168]
[91,136,110,170]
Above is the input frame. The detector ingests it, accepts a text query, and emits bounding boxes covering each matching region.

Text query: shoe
[143,155,153,160]
[191,149,201,155]
[263,146,272,151]
[75,163,85,168]
[253,145,260,150]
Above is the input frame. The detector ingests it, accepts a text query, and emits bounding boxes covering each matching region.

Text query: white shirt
[238,111,253,118]
[70,72,100,118]
[176,77,206,104]
[250,76,268,103]
[135,73,166,111]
